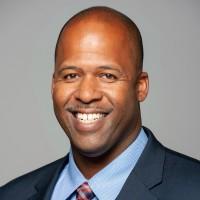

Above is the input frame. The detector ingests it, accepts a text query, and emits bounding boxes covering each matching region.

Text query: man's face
[52,20,148,158]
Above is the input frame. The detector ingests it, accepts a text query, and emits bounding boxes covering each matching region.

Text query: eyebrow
[97,65,122,73]
[56,65,122,75]
[56,66,80,74]
[59,66,79,70]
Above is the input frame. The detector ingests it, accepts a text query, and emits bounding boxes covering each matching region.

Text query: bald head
[55,6,143,70]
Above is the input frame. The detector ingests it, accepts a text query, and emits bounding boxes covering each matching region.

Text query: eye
[63,73,80,81]
[99,73,118,82]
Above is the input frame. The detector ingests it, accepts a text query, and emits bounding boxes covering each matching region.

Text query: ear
[51,73,55,97]
[136,72,149,102]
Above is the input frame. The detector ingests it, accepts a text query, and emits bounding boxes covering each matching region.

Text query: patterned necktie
[76,182,95,200]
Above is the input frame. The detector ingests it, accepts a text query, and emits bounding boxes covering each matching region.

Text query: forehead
[60,20,130,49]
[55,19,138,75]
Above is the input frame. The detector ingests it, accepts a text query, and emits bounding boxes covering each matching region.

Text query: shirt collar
[65,128,148,200]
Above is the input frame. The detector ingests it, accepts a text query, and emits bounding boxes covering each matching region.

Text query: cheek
[52,84,74,132]
[52,84,75,107]
[106,84,136,108]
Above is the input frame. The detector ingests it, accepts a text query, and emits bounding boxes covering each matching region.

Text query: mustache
[65,104,112,113]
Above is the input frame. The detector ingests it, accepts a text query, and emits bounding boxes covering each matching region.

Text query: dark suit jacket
[1,127,200,200]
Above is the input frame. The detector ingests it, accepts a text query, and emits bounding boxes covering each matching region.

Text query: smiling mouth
[73,112,107,123]
[67,107,111,124]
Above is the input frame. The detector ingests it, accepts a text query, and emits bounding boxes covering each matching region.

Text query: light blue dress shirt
[51,128,148,200]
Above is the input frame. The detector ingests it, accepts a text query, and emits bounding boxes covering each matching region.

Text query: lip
[66,107,112,115]
[67,108,111,133]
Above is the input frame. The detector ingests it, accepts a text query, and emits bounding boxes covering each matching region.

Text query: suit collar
[116,127,165,200]
[27,127,165,200]
[30,156,69,200]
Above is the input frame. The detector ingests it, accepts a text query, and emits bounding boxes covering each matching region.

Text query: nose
[74,75,103,103]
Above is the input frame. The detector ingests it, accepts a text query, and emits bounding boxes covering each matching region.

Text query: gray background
[0,0,199,186]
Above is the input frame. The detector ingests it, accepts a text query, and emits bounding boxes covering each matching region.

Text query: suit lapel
[25,128,165,200]
[29,155,69,200]
[116,173,158,200]
[116,127,165,200]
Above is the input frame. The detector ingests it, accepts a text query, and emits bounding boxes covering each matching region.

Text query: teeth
[76,113,105,123]
[83,114,87,121]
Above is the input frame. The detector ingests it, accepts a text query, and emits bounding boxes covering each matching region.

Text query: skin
[52,16,149,179]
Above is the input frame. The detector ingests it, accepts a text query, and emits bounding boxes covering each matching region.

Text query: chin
[72,141,111,158]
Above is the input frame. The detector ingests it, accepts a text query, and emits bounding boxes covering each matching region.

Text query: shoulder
[0,156,67,198]
[144,126,200,175]
[154,146,200,198]
[142,127,200,198]
[164,147,200,182]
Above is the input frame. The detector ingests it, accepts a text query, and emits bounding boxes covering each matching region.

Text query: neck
[71,124,141,179]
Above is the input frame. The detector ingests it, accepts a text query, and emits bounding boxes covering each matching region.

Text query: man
[0,6,200,200]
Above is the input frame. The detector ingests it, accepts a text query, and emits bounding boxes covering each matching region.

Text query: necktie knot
[76,182,95,200]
